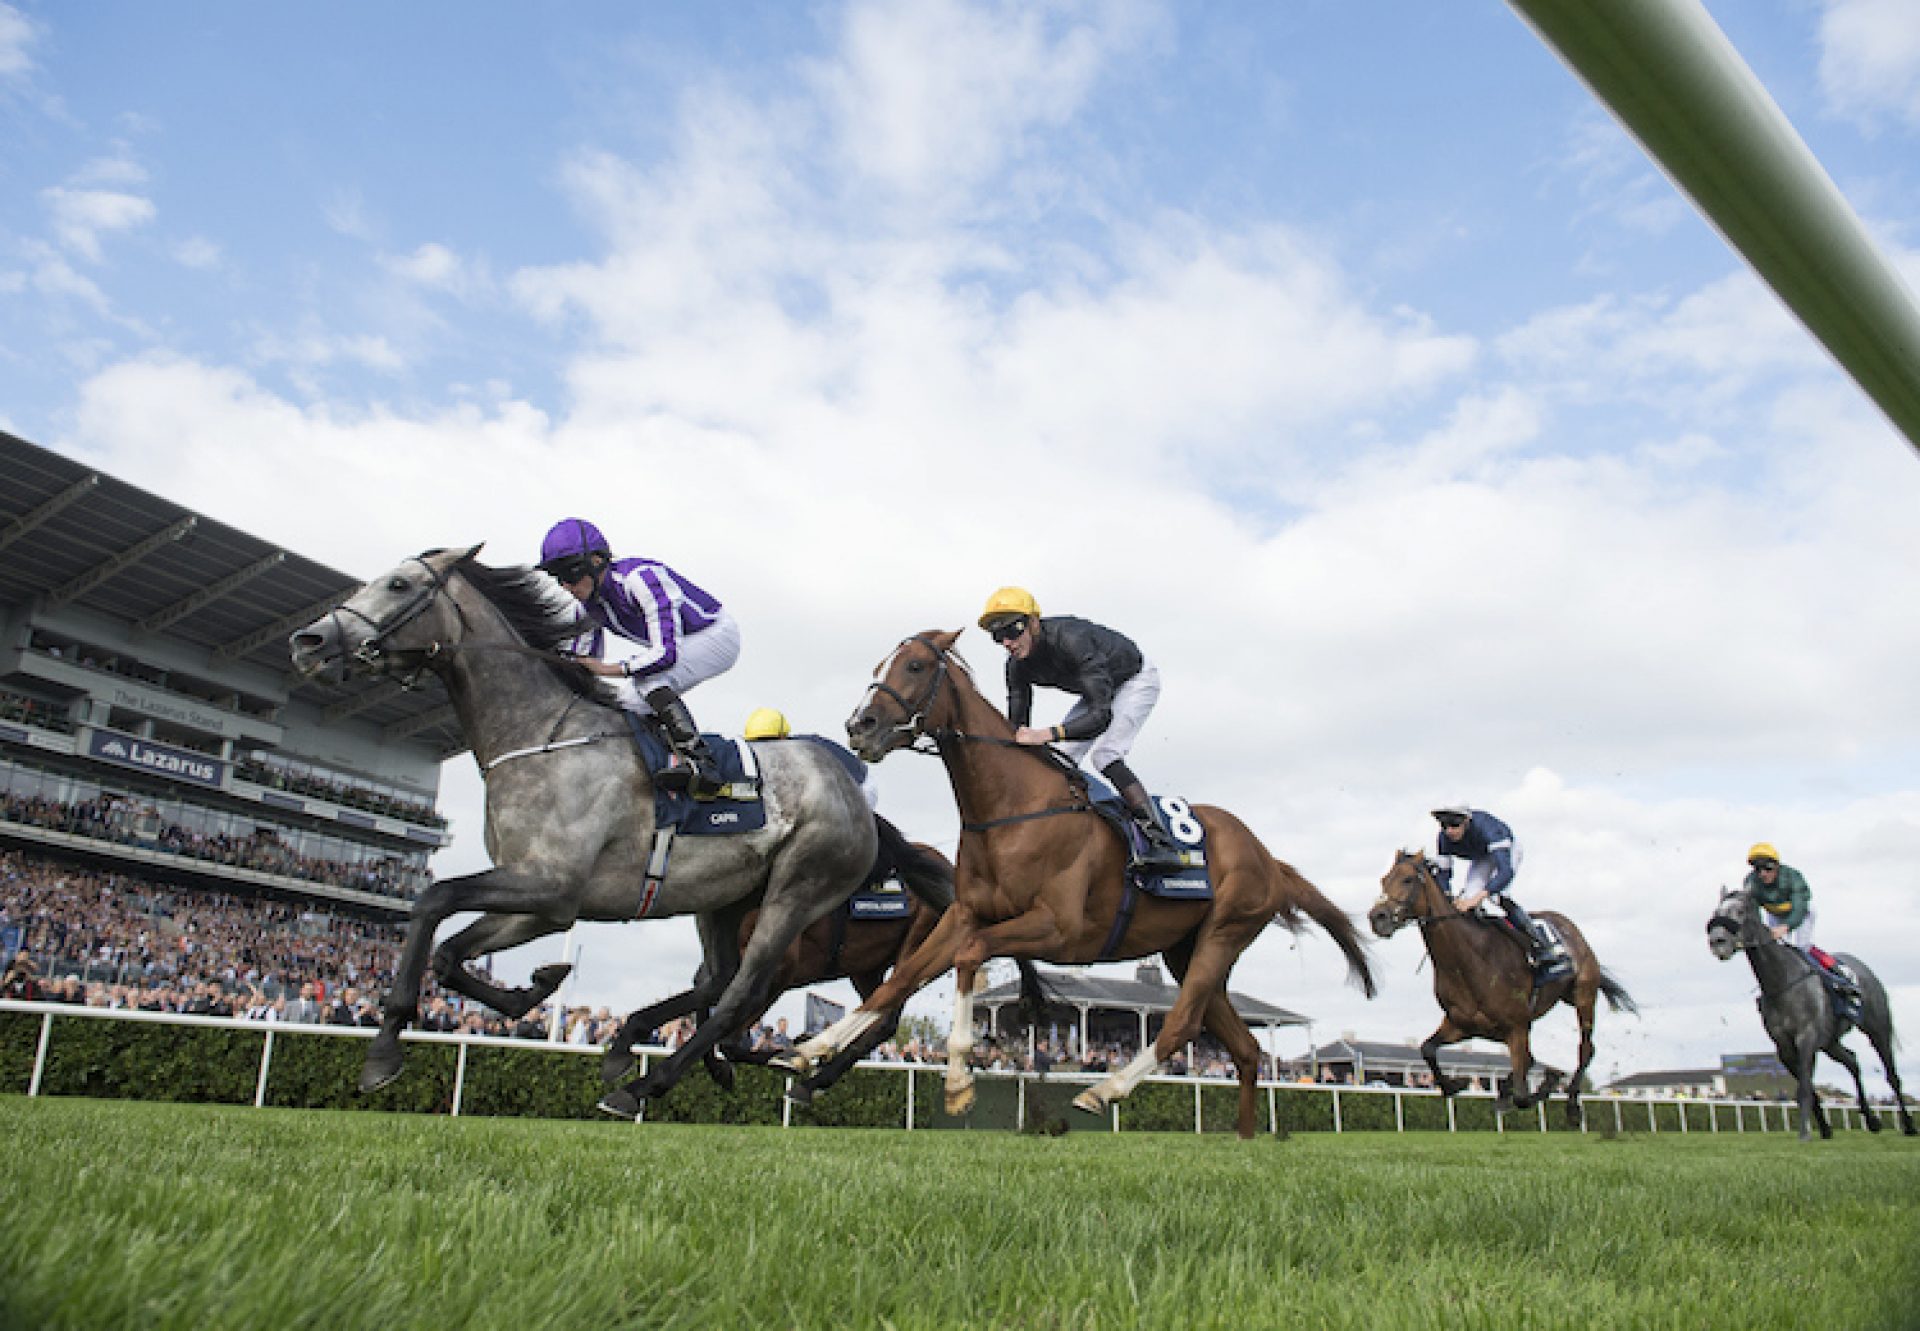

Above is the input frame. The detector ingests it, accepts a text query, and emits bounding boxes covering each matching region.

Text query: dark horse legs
[365,865,581,1093]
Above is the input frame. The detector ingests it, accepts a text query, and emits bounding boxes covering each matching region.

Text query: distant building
[971,960,1306,1057]
[1601,1053,1793,1100]
[1305,1035,1511,1088]
[1,429,457,936]
[1602,1067,1723,1099]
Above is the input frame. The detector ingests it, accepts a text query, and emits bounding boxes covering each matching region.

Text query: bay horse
[776,630,1376,1140]
[602,824,1044,1104]
[1707,886,1915,1141]
[289,547,877,1115]
[1369,849,1636,1123]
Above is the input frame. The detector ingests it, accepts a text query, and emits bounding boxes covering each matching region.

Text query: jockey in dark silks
[978,586,1184,871]
[1742,841,1863,1020]
[1431,803,1570,981]
[538,517,738,797]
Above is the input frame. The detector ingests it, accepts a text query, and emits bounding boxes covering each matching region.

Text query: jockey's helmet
[539,518,611,568]
[1747,842,1780,867]
[1430,802,1472,822]
[744,707,791,740]
[978,586,1041,630]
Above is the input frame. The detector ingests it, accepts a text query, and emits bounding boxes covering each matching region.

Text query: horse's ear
[464,542,485,562]
[937,628,964,650]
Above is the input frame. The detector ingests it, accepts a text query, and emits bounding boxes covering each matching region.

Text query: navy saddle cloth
[1080,769,1214,901]
[845,880,914,920]
[624,714,768,836]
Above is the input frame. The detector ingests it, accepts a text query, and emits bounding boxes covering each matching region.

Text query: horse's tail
[1015,961,1054,1030]
[1597,967,1638,1015]
[871,813,955,912]
[1267,853,1378,999]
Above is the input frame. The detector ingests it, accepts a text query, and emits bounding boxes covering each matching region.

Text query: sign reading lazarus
[86,730,226,788]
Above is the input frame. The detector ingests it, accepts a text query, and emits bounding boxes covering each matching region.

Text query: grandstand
[0,429,457,955]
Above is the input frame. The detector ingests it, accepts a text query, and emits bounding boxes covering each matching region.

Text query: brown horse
[703,845,950,1105]
[1369,849,1636,1122]
[776,630,1376,1140]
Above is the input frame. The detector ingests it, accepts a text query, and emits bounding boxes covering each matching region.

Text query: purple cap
[539,518,610,566]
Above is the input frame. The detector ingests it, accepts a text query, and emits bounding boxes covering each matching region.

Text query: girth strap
[1097,878,1139,963]
[637,827,675,918]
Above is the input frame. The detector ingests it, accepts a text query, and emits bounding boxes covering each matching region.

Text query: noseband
[327,554,469,687]
[1377,857,1458,927]
[854,634,954,751]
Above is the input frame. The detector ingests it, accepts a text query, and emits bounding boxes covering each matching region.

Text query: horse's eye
[906,660,924,673]
[387,577,410,593]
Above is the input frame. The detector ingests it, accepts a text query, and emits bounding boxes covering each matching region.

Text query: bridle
[1375,854,1466,928]
[325,554,469,689]
[851,633,955,754]
[853,633,1093,830]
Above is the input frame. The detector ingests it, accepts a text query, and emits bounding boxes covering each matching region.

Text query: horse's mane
[447,554,618,706]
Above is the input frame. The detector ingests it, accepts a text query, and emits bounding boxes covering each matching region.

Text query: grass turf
[1,1095,1915,1330]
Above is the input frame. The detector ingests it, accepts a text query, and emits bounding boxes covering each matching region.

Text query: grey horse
[1706,886,1915,1141]
[289,546,877,1118]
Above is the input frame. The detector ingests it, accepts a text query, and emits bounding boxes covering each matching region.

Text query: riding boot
[1498,897,1570,978]
[1114,779,1187,872]
[1815,951,1865,1023]
[644,686,725,798]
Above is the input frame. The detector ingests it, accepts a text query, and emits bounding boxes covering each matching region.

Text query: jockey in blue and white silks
[538,517,740,796]
[1431,804,1569,979]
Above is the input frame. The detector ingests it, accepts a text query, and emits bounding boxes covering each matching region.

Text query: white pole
[547,926,581,1043]
[28,1010,52,1096]
[253,1029,275,1108]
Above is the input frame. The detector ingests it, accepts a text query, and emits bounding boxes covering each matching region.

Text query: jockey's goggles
[988,616,1030,644]
[1436,814,1468,830]
[541,556,594,584]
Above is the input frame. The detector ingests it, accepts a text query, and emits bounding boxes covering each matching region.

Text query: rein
[863,634,1095,832]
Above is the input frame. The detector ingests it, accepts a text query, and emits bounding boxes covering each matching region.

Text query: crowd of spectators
[234,755,445,830]
[1,788,427,900]
[0,689,76,735]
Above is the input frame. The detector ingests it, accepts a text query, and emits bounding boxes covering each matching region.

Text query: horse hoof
[944,1085,975,1116]
[601,1046,636,1085]
[1071,1090,1105,1116]
[784,1083,815,1108]
[768,1052,809,1075]
[706,1055,736,1094]
[595,1088,643,1121]
[360,1050,403,1094]
[1865,1115,1883,1133]
[530,962,572,992]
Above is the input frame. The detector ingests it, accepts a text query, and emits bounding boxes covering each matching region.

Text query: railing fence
[1,999,1882,1136]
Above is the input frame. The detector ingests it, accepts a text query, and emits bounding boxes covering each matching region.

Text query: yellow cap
[1747,842,1780,866]
[978,586,1041,630]
[744,707,791,741]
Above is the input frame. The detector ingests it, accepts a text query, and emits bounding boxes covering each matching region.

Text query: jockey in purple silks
[537,517,740,797]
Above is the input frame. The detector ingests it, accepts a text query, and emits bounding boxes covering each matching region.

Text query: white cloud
[381,242,488,298]
[1818,0,1920,128]
[0,2,37,80]
[808,0,1158,204]
[40,185,156,262]
[171,236,222,269]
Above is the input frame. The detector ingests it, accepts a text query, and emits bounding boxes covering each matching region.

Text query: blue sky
[5,0,1920,1090]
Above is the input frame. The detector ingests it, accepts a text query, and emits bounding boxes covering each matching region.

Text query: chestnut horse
[777,630,1376,1140]
[1369,849,1636,1122]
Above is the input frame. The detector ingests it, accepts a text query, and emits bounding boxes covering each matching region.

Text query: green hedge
[1399,1092,1451,1132]
[1273,1087,1336,1134]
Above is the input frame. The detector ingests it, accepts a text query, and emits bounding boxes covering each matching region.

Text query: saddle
[623,713,767,835]
[1808,946,1864,1023]
[1072,769,1216,961]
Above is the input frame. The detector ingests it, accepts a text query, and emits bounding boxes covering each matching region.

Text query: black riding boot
[1113,777,1187,872]
[1498,897,1569,978]
[644,686,725,798]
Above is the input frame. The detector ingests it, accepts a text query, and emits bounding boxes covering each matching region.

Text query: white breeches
[1057,662,1161,774]
[610,610,741,710]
